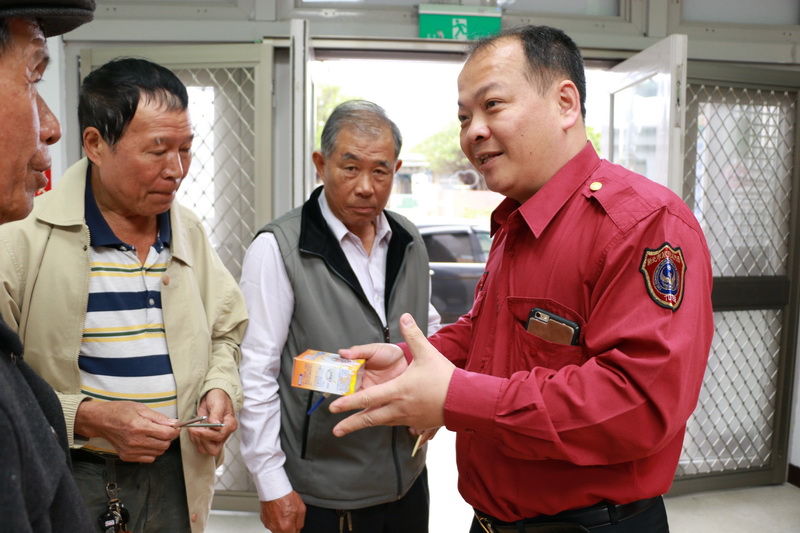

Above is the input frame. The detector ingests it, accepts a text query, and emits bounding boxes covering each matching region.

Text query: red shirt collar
[490,142,601,238]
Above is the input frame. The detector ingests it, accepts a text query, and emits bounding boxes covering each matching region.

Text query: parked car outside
[417,221,491,324]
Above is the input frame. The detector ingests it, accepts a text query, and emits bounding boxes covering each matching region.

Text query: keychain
[97,478,131,532]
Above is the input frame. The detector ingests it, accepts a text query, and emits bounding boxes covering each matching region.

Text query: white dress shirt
[239,193,441,501]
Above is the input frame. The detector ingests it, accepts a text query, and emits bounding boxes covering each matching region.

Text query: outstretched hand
[329,313,455,436]
[337,341,408,389]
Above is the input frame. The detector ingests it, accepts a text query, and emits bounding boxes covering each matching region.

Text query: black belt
[70,448,116,464]
[71,439,181,465]
[475,497,660,532]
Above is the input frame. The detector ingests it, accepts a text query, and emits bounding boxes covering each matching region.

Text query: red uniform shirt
[428,143,714,521]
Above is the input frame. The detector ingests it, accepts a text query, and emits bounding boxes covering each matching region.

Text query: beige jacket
[0,158,249,532]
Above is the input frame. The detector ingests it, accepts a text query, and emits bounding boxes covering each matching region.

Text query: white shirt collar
[317,189,392,248]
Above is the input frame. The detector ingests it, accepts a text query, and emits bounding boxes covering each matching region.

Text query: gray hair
[0,16,42,56]
[0,17,38,55]
[319,100,402,158]
[0,18,9,54]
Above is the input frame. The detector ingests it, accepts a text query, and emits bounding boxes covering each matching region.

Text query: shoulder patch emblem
[639,243,686,311]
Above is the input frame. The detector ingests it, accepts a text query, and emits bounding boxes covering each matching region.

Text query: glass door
[607,34,688,194]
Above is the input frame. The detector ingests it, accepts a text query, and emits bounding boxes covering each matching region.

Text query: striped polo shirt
[81,174,178,454]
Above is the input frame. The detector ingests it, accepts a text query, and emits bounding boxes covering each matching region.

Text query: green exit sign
[418,4,502,41]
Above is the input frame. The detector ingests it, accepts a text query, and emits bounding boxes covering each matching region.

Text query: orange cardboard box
[291,349,365,396]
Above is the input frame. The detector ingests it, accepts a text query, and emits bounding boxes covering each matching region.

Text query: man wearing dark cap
[0,1,95,532]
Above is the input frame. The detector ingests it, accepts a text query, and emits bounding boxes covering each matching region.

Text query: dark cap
[0,0,96,37]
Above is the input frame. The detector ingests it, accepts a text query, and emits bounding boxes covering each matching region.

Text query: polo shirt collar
[491,141,601,238]
[317,188,392,248]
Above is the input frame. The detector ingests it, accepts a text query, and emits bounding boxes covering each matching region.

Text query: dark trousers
[71,444,190,533]
[469,496,669,533]
[302,468,429,533]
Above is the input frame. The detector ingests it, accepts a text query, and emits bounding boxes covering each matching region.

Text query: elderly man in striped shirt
[0,56,248,533]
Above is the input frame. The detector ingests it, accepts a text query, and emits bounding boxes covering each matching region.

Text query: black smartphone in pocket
[526,308,580,345]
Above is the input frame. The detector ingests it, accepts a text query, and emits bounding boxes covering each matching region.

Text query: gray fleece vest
[259,186,430,509]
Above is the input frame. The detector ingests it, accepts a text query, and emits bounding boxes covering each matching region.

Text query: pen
[307,393,330,415]
[411,434,424,457]
[173,415,206,428]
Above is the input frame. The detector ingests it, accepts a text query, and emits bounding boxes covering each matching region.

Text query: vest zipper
[301,391,315,459]
[391,426,403,499]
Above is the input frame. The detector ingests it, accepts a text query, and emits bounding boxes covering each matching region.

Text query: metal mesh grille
[175,67,257,281]
[679,309,780,475]
[173,67,257,492]
[677,83,796,479]
[683,85,794,277]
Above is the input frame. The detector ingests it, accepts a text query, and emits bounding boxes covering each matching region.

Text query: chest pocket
[505,297,587,373]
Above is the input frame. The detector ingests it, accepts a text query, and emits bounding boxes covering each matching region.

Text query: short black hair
[470,25,587,119]
[78,57,189,148]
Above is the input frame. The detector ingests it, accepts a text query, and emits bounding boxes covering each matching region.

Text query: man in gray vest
[239,100,441,533]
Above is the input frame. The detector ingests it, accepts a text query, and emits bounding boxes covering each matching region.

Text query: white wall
[39,36,68,185]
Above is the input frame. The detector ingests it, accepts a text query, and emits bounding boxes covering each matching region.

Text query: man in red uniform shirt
[330,25,714,533]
